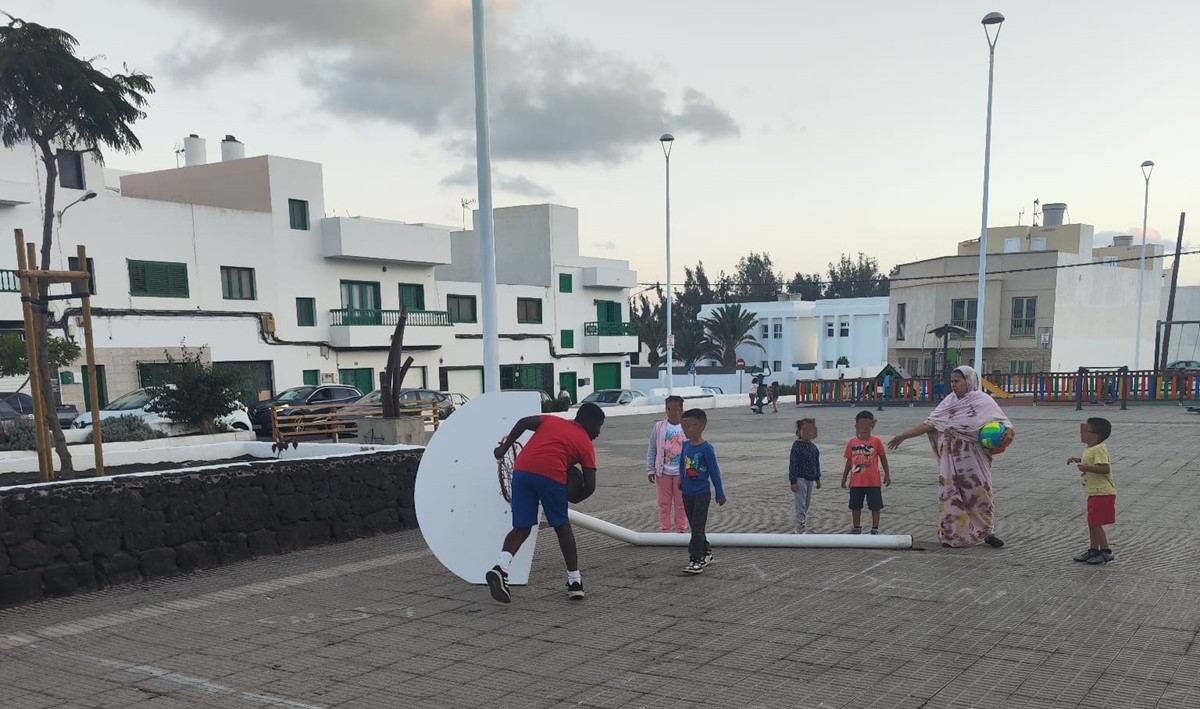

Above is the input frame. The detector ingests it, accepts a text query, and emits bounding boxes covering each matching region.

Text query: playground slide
[982,378,1014,399]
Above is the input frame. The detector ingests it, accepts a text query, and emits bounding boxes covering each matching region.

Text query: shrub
[778,384,797,396]
[87,414,161,443]
[145,346,245,434]
[0,418,38,451]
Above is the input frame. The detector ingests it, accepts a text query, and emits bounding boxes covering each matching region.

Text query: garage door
[445,368,483,397]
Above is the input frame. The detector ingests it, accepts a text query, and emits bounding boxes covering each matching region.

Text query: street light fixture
[1134,159,1154,370]
[660,133,675,394]
[973,11,1005,372]
[56,190,97,223]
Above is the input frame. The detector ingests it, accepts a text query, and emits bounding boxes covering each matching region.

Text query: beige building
[889,206,1164,376]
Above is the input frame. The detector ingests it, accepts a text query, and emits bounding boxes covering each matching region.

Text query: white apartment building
[0,136,636,409]
[696,295,889,382]
[890,205,1164,375]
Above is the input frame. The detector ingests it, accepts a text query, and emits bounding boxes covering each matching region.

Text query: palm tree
[1,15,154,476]
[671,323,718,368]
[703,303,764,368]
[630,289,666,367]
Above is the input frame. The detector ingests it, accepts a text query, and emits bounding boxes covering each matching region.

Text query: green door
[592,362,621,390]
[340,280,382,325]
[596,300,621,324]
[81,364,108,410]
[339,368,375,394]
[558,372,578,404]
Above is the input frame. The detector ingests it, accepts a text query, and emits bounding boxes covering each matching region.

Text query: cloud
[152,0,738,165]
[440,163,554,199]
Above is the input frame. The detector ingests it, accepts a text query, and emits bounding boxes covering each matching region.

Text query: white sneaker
[794,525,807,534]
[684,560,704,574]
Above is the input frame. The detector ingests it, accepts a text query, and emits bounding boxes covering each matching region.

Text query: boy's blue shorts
[511,470,569,529]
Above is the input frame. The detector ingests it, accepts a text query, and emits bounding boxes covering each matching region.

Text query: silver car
[580,389,650,408]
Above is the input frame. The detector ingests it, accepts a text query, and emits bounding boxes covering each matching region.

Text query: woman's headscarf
[953,365,981,393]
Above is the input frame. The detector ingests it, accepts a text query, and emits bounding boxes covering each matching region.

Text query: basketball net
[496,441,523,504]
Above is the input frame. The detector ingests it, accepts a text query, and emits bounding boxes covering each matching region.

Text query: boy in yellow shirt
[1067,417,1115,565]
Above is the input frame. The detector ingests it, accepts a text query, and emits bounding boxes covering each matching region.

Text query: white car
[580,389,650,408]
[72,387,252,433]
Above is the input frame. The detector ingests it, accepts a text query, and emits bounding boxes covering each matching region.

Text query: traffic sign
[735,358,746,370]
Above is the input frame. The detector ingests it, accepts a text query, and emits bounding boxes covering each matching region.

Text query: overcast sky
[12,0,1200,287]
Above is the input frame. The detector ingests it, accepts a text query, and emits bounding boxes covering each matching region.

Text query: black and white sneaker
[1087,550,1114,565]
[486,565,510,603]
[684,560,705,574]
[702,550,714,566]
[1072,548,1098,563]
[567,581,585,600]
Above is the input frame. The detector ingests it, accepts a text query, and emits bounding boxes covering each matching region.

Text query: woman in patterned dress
[887,365,1015,548]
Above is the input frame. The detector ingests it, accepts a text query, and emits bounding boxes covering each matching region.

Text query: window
[558,273,573,293]
[839,320,850,338]
[448,295,477,323]
[1010,297,1037,338]
[951,298,978,332]
[1031,237,1047,251]
[824,360,834,369]
[296,297,316,327]
[302,370,320,386]
[67,256,96,295]
[1003,237,1021,253]
[399,283,425,311]
[220,266,256,300]
[772,323,783,340]
[560,329,574,349]
[1009,360,1035,374]
[825,318,834,338]
[128,260,189,298]
[773,360,782,371]
[288,199,310,230]
[896,303,906,341]
[761,324,769,339]
[517,298,543,324]
[57,151,85,190]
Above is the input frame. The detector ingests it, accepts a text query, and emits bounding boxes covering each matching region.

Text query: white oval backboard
[415,390,541,585]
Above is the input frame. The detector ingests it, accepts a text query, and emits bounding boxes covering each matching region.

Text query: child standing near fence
[789,418,821,533]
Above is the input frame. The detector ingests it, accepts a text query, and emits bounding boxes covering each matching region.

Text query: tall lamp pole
[1134,160,1154,370]
[660,133,675,394]
[973,11,1005,372]
[471,0,500,392]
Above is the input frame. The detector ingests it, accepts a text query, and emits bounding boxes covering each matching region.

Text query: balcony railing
[584,321,637,337]
[1010,319,1036,338]
[0,269,19,293]
[950,318,977,333]
[330,309,453,327]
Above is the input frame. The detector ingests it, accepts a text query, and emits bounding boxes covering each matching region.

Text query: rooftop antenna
[1018,208,1025,225]
[460,198,476,230]
[173,142,184,168]
[1032,198,1041,227]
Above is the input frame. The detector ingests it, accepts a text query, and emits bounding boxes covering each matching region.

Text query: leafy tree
[730,252,783,302]
[824,253,890,298]
[670,322,718,367]
[146,347,245,435]
[630,284,666,367]
[674,261,719,324]
[1,15,154,476]
[836,356,850,367]
[0,333,80,377]
[787,272,824,300]
[702,303,764,368]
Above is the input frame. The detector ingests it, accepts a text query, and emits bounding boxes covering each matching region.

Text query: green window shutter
[559,273,572,293]
[296,298,316,327]
[129,260,188,297]
[302,369,320,386]
[400,284,425,310]
[560,329,574,349]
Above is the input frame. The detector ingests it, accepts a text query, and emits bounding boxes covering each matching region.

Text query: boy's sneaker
[566,581,585,600]
[850,527,863,535]
[702,550,714,566]
[485,565,510,604]
[1087,549,1114,565]
[684,560,705,574]
[869,528,880,535]
[1073,548,1098,562]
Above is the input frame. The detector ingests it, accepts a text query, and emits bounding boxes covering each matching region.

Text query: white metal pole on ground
[1134,161,1154,370]
[569,510,913,550]
[974,13,1005,372]
[472,0,500,392]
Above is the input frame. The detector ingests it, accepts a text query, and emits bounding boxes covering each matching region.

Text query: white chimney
[1113,235,1133,247]
[220,134,245,162]
[1042,202,1067,227]
[183,134,206,166]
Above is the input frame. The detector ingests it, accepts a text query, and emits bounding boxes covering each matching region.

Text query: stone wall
[0,449,422,608]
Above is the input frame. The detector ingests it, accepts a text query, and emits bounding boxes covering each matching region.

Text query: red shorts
[1087,495,1116,527]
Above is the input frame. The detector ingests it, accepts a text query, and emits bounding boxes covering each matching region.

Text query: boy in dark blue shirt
[678,409,726,574]
[789,418,821,533]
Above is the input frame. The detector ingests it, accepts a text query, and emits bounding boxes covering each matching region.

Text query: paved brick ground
[2,402,1198,708]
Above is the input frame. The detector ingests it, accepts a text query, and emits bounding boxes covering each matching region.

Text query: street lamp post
[1134,160,1154,370]
[973,11,1005,372]
[55,190,96,224]
[471,0,500,392]
[660,133,674,394]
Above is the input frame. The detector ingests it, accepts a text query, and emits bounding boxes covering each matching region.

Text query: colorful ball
[978,421,1008,450]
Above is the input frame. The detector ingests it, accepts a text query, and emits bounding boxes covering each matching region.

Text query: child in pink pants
[646,395,688,532]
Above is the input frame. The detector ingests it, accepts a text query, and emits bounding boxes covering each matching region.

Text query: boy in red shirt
[840,411,891,535]
[486,403,605,603]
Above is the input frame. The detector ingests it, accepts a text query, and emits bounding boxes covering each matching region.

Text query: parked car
[580,389,650,408]
[700,386,725,396]
[0,400,21,422]
[0,391,79,427]
[1165,360,1200,372]
[396,389,455,420]
[248,384,363,435]
[443,392,470,408]
[503,388,556,411]
[72,387,252,433]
